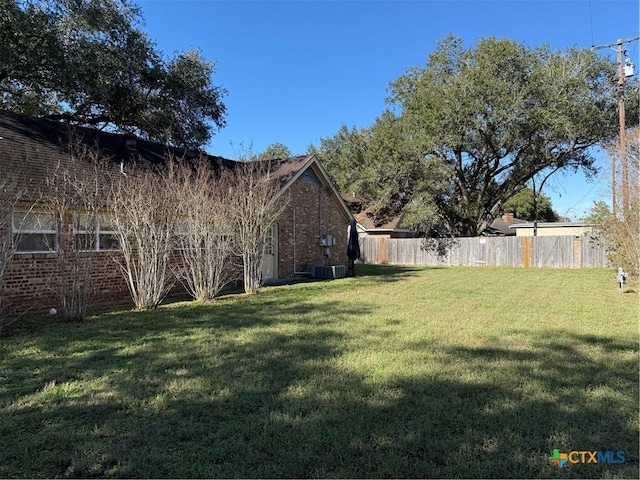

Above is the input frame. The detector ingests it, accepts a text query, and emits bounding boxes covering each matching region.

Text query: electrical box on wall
[318,234,336,247]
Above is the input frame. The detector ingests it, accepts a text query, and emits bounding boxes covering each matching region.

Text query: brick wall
[2,252,129,313]
[1,212,130,314]
[0,175,350,313]
[277,179,349,277]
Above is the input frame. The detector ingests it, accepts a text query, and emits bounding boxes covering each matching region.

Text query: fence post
[573,236,582,268]
[361,234,604,268]
[523,236,531,268]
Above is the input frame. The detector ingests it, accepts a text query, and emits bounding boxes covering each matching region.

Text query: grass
[0,265,638,478]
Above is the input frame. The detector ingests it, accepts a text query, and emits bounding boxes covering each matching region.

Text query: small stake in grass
[616,267,627,293]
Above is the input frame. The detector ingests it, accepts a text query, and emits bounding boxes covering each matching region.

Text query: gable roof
[341,194,412,234]
[268,155,353,221]
[355,210,403,230]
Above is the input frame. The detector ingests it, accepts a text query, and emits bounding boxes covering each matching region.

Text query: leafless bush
[0,142,50,327]
[592,127,640,278]
[109,160,178,310]
[43,140,111,320]
[226,161,288,294]
[610,127,639,276]
[174,159,236,301]
[0,174,22,319]
[0,176,20,290]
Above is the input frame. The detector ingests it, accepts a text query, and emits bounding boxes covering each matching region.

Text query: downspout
[318,183,322,237]
[293,207,309,275]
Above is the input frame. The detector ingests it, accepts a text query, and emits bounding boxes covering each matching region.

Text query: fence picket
[359,236,608,268]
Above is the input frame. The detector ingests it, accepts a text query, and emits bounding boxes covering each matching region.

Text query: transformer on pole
[592,36,639,220]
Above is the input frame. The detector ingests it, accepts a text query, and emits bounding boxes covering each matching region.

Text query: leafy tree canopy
[0,0,226,148]
[314,35,638,237]
[388,35,637,236]
[502,187,558,222]
[309,113,449,233]
[256,142,292,160]
[308,124,371,198]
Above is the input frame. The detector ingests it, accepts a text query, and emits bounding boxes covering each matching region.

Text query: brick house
[261,155,352,279]
[0,110,352,313]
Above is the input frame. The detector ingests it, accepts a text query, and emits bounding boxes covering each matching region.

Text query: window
[13,210,58,253]
[174,218,234,251]
[74,212,120,251]
[264,232,274,255]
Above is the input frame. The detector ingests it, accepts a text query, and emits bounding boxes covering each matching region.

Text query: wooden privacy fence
[360,235,609,269]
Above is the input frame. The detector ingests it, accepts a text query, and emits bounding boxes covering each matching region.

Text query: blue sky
[136,0,639,219]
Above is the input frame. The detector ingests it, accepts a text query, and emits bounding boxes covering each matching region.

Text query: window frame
[12,209,58,254]
[74,211,120,252]
[174,218,235,251]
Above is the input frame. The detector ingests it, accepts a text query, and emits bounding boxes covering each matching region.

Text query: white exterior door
[261,224,278,281]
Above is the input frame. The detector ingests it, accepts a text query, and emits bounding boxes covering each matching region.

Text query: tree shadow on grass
[1,307,637,478]
[354,264,445,284]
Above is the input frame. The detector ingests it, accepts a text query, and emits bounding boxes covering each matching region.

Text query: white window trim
[75,212,120,252]
[173,217,235,251]
[12,209,58,254]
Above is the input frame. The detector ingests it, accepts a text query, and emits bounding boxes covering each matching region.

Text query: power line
[589,0,595,48]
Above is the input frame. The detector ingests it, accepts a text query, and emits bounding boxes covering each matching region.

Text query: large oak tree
[310,114,449,235]
[389,35,637,236]
[315,36,638,237]
[0,0,226,149]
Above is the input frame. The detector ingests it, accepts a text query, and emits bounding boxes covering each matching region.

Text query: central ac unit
[311,265,346,279]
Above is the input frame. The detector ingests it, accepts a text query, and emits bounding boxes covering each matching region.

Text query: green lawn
[1,266,638,478]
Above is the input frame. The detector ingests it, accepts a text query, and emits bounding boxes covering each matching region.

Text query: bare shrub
[0,175,20,291]
[0,174,22,319]
[226,161,288,294]
[43,140,111,320]
[590,127,640,278]
[174,159,236,301]
[109,160,178,310]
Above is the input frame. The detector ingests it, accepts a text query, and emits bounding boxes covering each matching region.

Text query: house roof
[483,216,527,236]
[268,155,317,188]
[508,221,593,229]
[352,211,409,232]
[0,109,235,199]
[270,155,353,221]
[0,109,235,167]
[0,110,351,221]
[341,194,411,233]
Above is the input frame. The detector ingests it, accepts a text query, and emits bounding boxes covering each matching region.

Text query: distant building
[341,195,415,239]
[509,221,594,237]
[482,213,526,237]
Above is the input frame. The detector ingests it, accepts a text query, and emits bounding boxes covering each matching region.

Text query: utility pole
[592,36,639,220]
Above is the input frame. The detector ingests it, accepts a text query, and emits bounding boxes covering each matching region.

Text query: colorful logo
[549,449,625,468]
[549,449,568,467]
